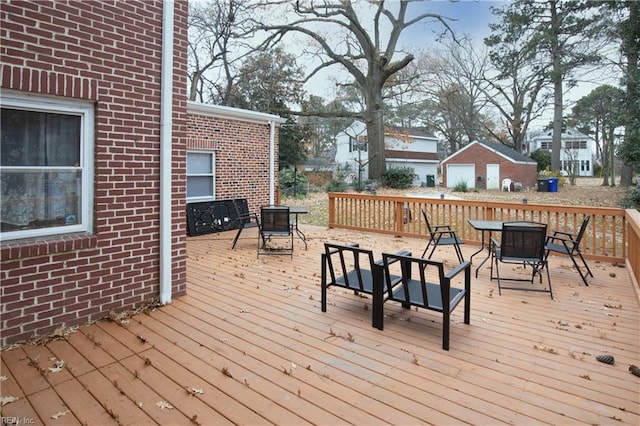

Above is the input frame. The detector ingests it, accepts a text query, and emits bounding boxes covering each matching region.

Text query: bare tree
[256,0,453,181]
[188,0,260,103]
[412,42,494,154]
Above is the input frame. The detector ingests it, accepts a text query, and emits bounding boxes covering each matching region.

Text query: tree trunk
[365,90,386,182]
[602,139,610,186]
[620,164,633,186]
[609,126,616,187]
[550,1,563,172]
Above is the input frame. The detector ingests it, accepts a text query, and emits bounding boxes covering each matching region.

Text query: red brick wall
[442,144,538,189]
[0,0,188,346]
[187,114,278,212]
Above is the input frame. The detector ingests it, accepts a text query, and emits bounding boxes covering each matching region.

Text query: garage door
[446,164,475,188]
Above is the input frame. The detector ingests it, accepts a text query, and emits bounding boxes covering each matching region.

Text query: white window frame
[0,92,94,241]
[186,150,215,202]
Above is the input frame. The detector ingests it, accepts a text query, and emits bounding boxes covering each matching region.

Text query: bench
[186,198,249,237]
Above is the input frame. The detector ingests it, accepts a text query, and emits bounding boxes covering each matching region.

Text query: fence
[327,192,632,265]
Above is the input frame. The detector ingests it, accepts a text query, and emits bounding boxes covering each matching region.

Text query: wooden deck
[2,225,639,425]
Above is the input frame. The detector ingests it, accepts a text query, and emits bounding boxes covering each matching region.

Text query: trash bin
[426,174,435,187]
[547,178,558,192]
[537,178,549,192]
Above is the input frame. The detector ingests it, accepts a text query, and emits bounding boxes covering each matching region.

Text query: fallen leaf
[51,410,70,419]
[1,396,18,406]
[156,401,174,410]
[49,359,65,373]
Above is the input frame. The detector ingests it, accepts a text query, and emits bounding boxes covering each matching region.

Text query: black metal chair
[490,221,552,299]
[231,199,261,249]
[421,209,464,263]
[257,205,293,257]
[380,252,471,350]
[545,215,593,286]
[321,242,408,330]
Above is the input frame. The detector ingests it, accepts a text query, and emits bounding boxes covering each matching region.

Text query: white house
[526,128,597,177]
[334,121,440,186]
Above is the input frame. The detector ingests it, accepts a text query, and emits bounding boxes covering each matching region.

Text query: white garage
[446,164,476,188]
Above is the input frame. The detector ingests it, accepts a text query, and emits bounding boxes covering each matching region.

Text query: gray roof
[478,140,535,164]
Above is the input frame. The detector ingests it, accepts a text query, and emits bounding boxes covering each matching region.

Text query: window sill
[0,233,98,261]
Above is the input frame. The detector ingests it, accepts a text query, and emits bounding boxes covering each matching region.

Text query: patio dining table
[289,205,309,250]
[467,219,505,278]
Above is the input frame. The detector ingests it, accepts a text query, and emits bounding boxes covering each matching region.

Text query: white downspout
[269,121,275,205]
[159,0,174,305]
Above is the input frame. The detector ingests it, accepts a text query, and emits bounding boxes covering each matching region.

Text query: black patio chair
[320,242,409,330]
[545,215,593,286]
[380,252,471,350]
[490,221,552,298]
[421,209,464,263]
[257,205,294,257]
[231,199,262,249]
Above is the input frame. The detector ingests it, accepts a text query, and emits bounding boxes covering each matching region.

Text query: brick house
[0,0,189,346]
[0,1,282,347]
[186,101,285,211]
[441,141,538,190]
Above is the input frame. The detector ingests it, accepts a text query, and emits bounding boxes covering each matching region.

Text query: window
[564,140,587,150]
[1,93,94,241]
[540,141,552,150]
[187,151,215,201]
[349,135,368,152]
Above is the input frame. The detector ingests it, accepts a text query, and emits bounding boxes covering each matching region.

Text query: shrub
[325,165,349,192]
[452,180,468,192]
[326,178,347,192]
[382,167,417,189]
[279,168,308,197]
[623,183,640,209]
[530,149,551,172]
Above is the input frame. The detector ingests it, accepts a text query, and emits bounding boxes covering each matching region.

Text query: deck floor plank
[103,311,312,425]
[51,377,120,426]
[182,278,524,421]
[26,386,82,425]
[186,266,600,422]
[0,358,41,424]
[75,369,157,425]
[164,298,459,425]
[2,225,639,425]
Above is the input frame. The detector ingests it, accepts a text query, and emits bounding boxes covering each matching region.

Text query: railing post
[395,201,405,234]
[328,193,335,228]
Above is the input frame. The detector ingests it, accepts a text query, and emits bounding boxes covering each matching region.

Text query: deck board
[2,225,639,425]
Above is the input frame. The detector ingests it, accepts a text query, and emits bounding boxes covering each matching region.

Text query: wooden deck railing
[626,208,640,287]
[328,193,637,284]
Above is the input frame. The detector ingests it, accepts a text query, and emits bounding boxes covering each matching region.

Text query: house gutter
[269,121,275,205]
[159,0,174,305]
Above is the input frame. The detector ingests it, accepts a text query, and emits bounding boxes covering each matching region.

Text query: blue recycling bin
[547,178,558,192]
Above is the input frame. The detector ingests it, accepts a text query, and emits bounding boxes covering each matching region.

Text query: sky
[399,0,502,45]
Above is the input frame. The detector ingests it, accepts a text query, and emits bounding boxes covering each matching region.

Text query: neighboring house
[441,141,538,189]
[0,1,282,347]
[526,127,596,177]
[334,121,440,186]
